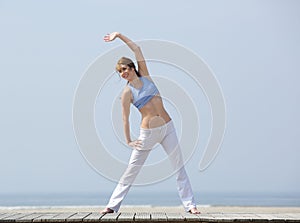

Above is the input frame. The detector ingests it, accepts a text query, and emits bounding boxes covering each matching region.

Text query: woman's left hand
[103,32,120,42]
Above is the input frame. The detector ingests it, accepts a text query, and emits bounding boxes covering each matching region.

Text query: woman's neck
[129,76,142,88]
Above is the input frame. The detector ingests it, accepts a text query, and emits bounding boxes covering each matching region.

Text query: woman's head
[116,57,141,80]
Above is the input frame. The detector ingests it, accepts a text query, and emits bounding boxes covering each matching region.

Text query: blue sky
[0,0,299,198]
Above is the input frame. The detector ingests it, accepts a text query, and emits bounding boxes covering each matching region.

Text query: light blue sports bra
[128,77,159,109]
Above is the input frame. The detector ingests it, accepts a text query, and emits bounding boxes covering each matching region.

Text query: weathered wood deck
[0,212,300,223]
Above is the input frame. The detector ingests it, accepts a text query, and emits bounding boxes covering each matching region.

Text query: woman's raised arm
[104,32,150,76]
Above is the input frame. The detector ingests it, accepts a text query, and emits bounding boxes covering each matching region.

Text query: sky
[0,0,300,199]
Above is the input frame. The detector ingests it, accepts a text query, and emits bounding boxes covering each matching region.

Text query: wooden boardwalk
[0,212,300,223]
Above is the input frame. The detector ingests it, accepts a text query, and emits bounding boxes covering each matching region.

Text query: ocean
[0,191,299,208]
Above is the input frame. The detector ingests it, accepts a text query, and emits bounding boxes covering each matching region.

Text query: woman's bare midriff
[139,95,171,129]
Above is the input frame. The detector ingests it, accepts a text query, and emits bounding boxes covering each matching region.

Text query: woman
[101,32,200,214]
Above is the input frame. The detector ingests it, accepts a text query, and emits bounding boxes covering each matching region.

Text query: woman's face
[118,64,135,81]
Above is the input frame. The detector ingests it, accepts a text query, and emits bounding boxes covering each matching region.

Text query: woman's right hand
[128,140,143,149]
[103,32,120,42]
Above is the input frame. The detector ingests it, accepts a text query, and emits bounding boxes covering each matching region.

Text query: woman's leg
[105,148,150,212]
[160,122,197,212]
[105,128,160,212]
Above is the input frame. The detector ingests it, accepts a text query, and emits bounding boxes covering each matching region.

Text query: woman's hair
[116,57,141,77]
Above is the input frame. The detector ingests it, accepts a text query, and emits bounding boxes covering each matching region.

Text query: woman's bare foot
[188,207,200,214]
[100,207,114,214]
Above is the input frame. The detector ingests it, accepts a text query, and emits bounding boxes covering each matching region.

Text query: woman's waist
[140,113,171,129]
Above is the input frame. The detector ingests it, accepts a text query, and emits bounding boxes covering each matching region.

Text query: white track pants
[106,120,196,212]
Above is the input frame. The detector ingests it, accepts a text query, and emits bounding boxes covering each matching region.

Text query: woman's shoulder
[122,85,132,93]
[121,86,133,103]
[141,75,153,82]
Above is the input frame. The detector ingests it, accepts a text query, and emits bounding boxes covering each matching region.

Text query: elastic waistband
[140,119,173,132]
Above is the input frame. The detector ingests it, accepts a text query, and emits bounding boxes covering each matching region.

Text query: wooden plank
[205,213,255,223]
[245,213,269,223]
[134,213,151,221]
[233,213,257,222]
[1,212,299,223]
[271,213,300,223]
[204,213,225,222]
[33,213,60,222]
[182,213,200,222]
[282,214,300,223]
[236,213,265,223]
[0,213,21,220]
[287,214,300,218]
[150,213,167,222]
[286,213,300,218]
[47,213,76,222]
[66,213,92,222]
[196,213,216,222]
[215,213,241,222]
[1,213,33,222]
[222,213,254,222]
[99,213,120,222]
[82,213,103,222]
[256,214,286,222]
[0,214,8,218]
[255,213,284,219]
[165,213,184,222]
[232,213,259,222]
[271,213,300,222]
[16,213,46,222]
[117,213,135,222]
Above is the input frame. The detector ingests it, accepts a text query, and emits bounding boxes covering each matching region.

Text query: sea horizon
[0,191,299,208]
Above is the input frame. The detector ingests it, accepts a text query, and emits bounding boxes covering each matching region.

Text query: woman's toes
[101,208,114,214]
[189,207,200,214]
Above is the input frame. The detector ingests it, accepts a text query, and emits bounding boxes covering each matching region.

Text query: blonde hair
[116,57,141,77]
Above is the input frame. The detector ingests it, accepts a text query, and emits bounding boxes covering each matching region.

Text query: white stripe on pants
[106,120,196,212]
